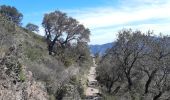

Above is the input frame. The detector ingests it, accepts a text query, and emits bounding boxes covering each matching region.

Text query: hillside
[89,43,114,55]
[0,15,91,100]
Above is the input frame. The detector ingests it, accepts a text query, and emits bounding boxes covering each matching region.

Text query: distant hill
[89,43,114,55]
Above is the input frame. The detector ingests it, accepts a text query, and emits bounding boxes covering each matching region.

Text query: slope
[0,15,88,100]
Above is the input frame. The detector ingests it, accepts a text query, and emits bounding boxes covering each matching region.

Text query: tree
[26,23,39,32]
[96,55,121,93]
[0,5,23,25]
[114,29,147,91]
[42,10,90,55]
[96,29,170,100]
[139,36,170,99]
[75,41,91,63]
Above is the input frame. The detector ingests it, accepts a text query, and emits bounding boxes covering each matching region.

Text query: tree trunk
[113,86,120,95]
[48,44,52,55]
[145,69,157,94]
[108,82,113,93]
[124,70,132,90]
[153,92,162,100]
[145,76,152,94]
[48,36,58,55]
[127,76,132,90]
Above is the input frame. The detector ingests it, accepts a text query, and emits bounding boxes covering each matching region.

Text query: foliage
[25,23,39,32]
[55,86,67,100]
[25,46,43,61]
[69,75,86,98]
[52,40,92,67]
[0,14,16,32]
[49,95,56,100]
[0,5,23,25]
[42,10,90,55]
[0,9,92,100]
[97,29,170,100]
[19,68,26,82]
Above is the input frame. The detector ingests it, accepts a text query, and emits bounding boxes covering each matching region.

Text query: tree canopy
[42,10,90,55]
[26,23,39,32]
[96,29,170,100]
[0,5,23,25]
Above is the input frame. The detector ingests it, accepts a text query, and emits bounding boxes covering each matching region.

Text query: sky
[0,0,170,45]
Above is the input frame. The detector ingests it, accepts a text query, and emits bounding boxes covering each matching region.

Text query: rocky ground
[85,59,101,99]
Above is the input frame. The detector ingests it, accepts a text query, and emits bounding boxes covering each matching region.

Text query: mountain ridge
[89,42,114,55]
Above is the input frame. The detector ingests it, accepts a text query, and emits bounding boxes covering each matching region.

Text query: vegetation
[25,23,39,32]
[96,29,170,100]
[42,10,90,55]
[1,4,170,100]
[41,10,92,69]
[0,6,92,99]
[0,5,23,25]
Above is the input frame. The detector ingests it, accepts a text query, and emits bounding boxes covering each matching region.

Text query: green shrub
[0,15,16,32]
[61,57,74,67]
[77,83,85,99]
[19,70,26,82]
[25,47,43,61]
[18,62,26,82]
[49,94,55,100]
[104,94,116,100]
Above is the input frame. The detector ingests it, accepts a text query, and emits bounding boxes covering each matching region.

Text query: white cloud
[68,3,170,29]
[90,28,118,44]
[36,0,170,44]
[89,22,170,44]
[38,26,45,36]
[119,0,167,5]
[124,23,170,35]
[63,0,170,44]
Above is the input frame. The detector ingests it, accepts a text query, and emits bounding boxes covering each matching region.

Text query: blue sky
[1,0,170,44]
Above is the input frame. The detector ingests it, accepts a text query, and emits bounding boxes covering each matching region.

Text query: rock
[0,48,49,100]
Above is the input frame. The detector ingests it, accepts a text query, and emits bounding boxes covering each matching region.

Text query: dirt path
[85,59,99,96]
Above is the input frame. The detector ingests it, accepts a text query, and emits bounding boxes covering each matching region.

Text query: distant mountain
[89,43,114,55]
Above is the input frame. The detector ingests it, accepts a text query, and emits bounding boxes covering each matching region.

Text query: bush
[25,47,43,61]
[49,94,55,100]
[25,23,39,32]
[0,15,16,32]
[19,70,26,82]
